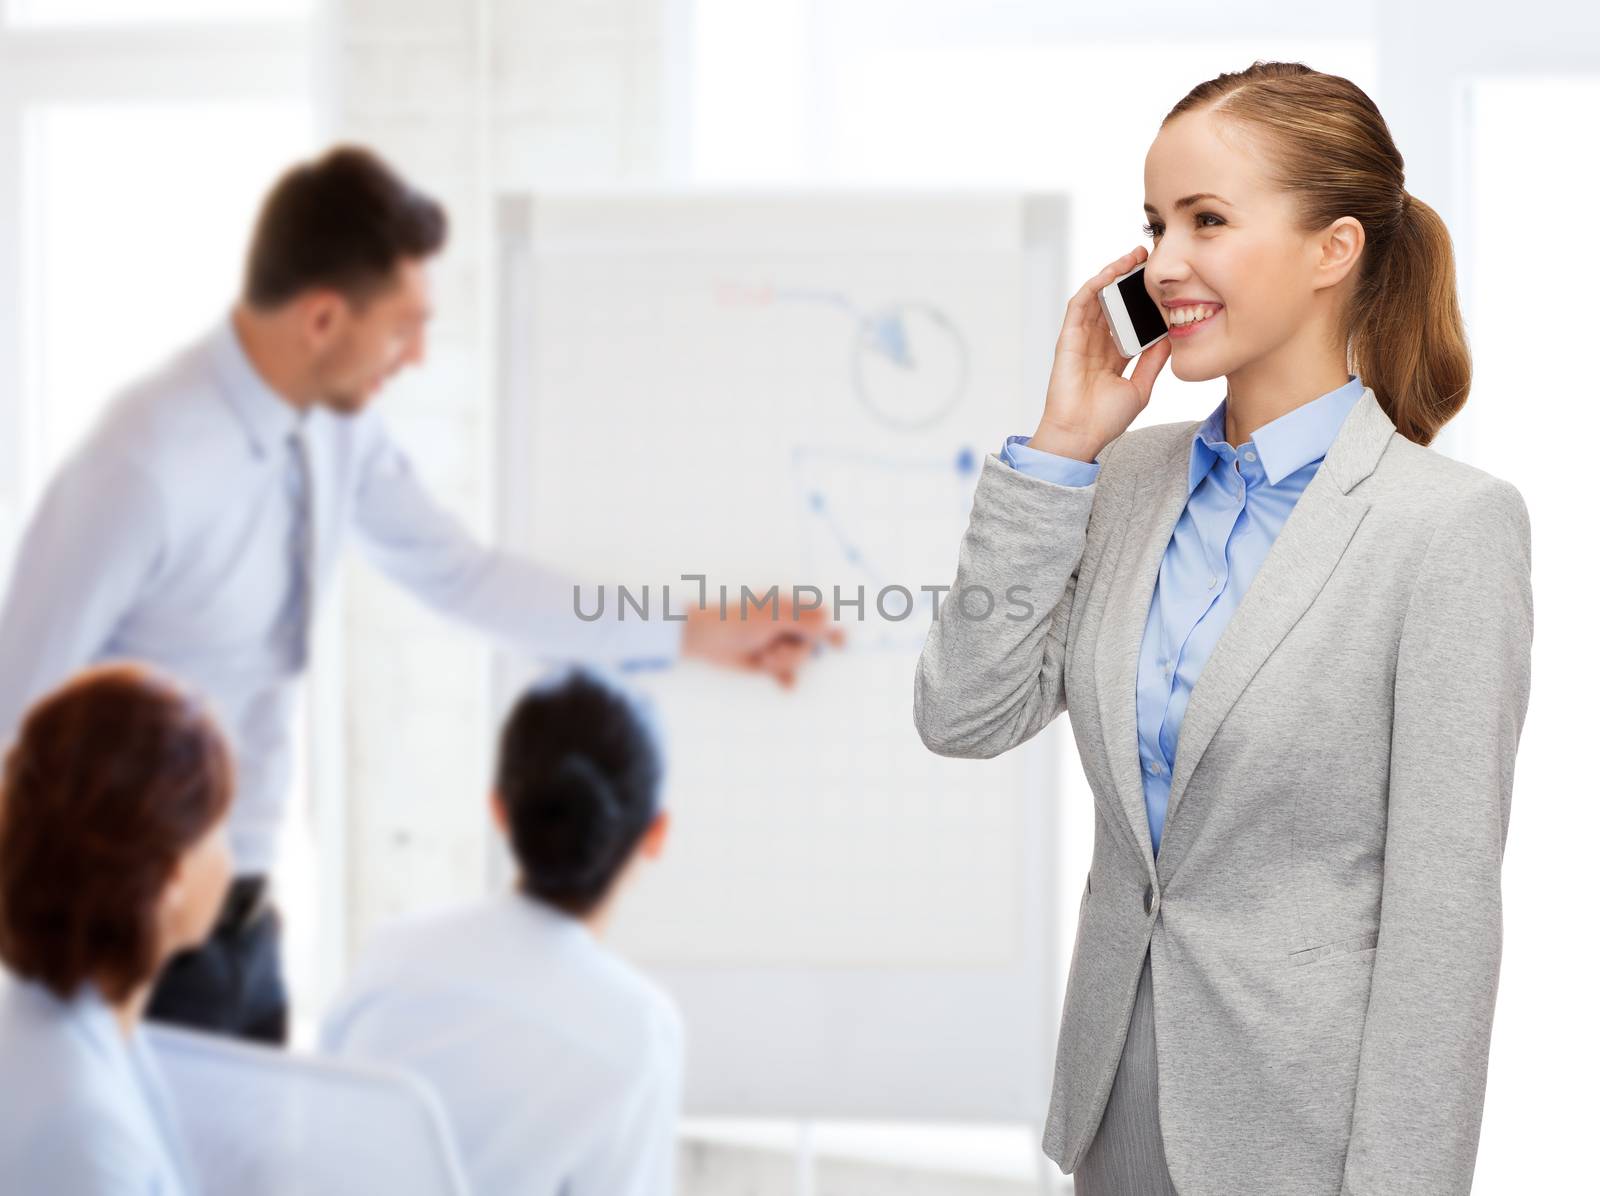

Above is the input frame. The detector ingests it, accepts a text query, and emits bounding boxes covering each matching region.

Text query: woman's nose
[1146,244,1188,291]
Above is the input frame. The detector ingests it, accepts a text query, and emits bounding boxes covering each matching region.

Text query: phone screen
[1117,267,1168,347]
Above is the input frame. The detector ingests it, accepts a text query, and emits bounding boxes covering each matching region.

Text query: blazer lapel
[1095,428,1197,879]
[1095,387,1396,884]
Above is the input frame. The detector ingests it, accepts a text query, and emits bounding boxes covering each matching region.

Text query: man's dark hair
[243,144,447,310]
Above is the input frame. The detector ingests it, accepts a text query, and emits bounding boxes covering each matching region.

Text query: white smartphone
[1097,263,1168,358]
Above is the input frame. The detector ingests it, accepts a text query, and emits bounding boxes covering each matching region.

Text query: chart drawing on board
[714,278,985,653]
[715,282,970,430]
[495,192,1070,1126]
[790,441,981,654]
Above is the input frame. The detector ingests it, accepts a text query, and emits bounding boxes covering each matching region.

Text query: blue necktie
[283,426,315,669]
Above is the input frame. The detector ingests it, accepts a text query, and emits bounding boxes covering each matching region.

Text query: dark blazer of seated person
[0,663,235,1195]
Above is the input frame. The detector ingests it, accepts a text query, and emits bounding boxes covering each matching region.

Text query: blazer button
[1143,883,1154,914]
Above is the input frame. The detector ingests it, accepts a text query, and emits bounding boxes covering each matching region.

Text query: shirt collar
[207,311,307,458]
[1188,373,1366,493]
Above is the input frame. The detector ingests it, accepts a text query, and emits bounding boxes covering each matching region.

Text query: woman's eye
[1143,212,1224,238]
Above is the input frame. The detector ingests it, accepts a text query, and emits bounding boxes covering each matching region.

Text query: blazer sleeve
[1340,477,1534,1196]
[912,433,1119,758]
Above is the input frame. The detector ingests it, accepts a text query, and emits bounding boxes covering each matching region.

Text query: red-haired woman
[0,663,234,1194]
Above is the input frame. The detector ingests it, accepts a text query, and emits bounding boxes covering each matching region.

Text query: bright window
[22,99,314,490]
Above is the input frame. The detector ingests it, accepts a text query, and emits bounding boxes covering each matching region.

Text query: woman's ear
[1314,215,1365,291]
[489,790,509,836]
[155,857,189,946]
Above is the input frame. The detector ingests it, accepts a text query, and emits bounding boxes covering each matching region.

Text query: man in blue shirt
[0,145,841,1043]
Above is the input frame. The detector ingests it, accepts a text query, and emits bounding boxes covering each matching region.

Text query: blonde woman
[914,62,1532,1196]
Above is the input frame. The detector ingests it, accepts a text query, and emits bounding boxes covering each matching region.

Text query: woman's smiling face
[1141,108,1343,383]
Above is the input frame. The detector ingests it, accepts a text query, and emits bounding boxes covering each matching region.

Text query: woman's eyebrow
[1143,192,1231,214]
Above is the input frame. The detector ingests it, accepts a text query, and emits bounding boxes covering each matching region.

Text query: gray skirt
[1072,944,1181,1195]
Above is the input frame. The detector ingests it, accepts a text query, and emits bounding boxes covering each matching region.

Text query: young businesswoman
[323,667,682,1196]
[0,664,234,1194]
[915,62,1533,1196]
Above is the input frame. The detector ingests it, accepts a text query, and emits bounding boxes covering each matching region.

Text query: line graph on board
[498,194,1067,1127]
[714,280,985,653]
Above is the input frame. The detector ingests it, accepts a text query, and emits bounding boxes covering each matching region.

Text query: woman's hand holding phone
[1031,245,1172,464]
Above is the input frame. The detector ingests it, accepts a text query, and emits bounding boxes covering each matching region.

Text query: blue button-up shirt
[1001,374,1366,855]
[0,315,685,872]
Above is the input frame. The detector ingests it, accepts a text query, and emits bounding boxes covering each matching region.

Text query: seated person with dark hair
[0,663,235,1194]
[323,667,682,1196]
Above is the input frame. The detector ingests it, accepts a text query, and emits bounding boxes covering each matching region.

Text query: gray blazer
[913,387,1533,1196]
